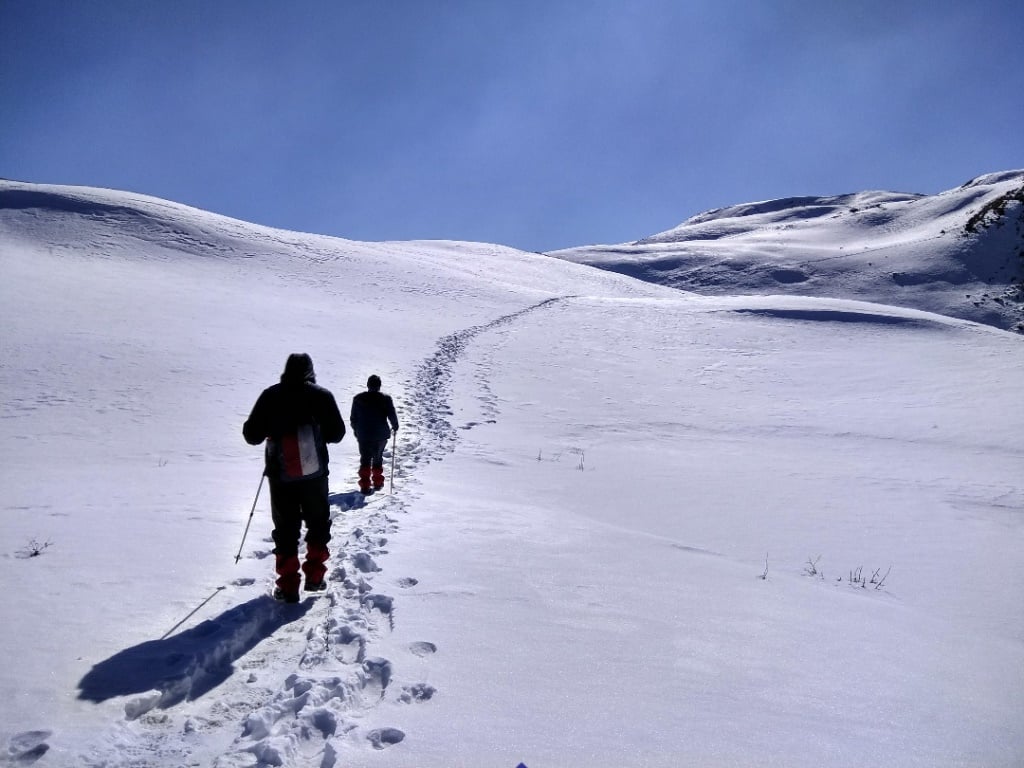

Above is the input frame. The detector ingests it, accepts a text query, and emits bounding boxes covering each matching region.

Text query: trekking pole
[390,433,397,493]
[235,472,265,564]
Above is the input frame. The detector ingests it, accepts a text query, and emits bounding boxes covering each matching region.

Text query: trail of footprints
[84,300,565,766]
[220,300,564,763]
[213,498,436,766]
[404,296,564,461]
[89,492,435,765]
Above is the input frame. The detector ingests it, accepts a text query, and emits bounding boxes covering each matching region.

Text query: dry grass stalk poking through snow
[804,556,891,590]
[16,539,52,559]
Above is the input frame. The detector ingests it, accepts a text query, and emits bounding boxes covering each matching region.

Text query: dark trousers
[268,474,332,556]
[357,439,389,492]
[357,438,389,469]
[268,475,332,594]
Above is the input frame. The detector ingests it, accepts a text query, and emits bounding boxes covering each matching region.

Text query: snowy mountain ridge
[552,170,1024,334]
[5,171,1024,335]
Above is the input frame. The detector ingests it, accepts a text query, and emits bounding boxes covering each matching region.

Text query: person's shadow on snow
[329,490,373,511]
[77,595,311,713]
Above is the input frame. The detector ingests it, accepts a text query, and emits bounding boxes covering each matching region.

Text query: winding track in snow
[402,296,567,463]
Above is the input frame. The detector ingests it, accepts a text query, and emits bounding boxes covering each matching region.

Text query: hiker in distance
[243,353,346,603]
[350,374,400,494]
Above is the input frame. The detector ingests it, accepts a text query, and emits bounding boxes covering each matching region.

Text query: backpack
[269,422,327,483]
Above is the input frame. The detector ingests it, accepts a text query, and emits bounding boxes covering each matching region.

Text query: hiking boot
[305,580,328,593]
[273,587,300,604]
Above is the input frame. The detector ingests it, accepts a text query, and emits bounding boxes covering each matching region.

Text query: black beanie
[282,353,315,384]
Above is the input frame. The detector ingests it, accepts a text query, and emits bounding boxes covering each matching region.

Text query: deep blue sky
[2,1,1021,252]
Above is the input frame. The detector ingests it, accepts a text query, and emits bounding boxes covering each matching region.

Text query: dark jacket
[243,354,345,478]
[350,390,399,444]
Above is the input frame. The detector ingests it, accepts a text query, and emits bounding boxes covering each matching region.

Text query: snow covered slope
[1,181,1022,767]
[553,171,1024,333]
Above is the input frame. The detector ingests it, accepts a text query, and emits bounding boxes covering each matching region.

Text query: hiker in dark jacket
[350,374,399,493]
[243,353,345,602]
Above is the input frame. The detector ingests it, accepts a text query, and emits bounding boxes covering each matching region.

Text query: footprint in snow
[6,730,51,763]
[408,641,437,657]
[354,658,392,707]
[362,593,393,615]
[352,552,380,573]
[367,727,405,749]
[331,625,366,664]
[363,593,395,630]
[398,683,436,703]
[362,657,392,690]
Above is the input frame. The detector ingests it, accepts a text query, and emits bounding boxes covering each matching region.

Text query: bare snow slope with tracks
[1,181,1022,766]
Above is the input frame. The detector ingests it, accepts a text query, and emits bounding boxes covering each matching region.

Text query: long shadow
[78,595,310,710]
[733,307,938,327]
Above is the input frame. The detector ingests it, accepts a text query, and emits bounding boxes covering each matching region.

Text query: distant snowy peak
[962,174,1024,235]
[959,169,1024,188]
[674,190,922,231]
[639,171,1024,246]
[552,170,1024,334]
